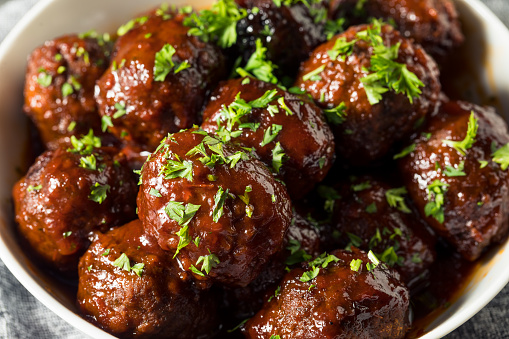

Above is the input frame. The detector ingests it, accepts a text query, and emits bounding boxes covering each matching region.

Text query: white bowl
[0,0,508,338]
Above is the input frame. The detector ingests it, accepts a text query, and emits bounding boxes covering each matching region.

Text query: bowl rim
[0,0,508,338]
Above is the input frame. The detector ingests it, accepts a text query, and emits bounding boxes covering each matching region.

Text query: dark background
[0,0,508,338]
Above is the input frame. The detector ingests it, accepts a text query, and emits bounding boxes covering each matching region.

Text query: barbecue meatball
[95,10,227,151]
[221,208,322,321]
[295,23,441,165]
[201,77,335,199]
[235,0,328,77]
[78,219,219,338]
[398,100,509,261]
[330,0,464,60]
[329,176,436,285]
[12,136,137,273]
[137,129,292,287]
[243,248,410,339]
[24,34,110,150]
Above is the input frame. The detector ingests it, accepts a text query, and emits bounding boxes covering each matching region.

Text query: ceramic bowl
[0,0,508,338]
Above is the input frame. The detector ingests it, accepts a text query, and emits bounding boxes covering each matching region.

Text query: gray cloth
[0,0,508,338]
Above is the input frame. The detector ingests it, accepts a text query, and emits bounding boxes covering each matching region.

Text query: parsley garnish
[160,156,193,181]
[299,252,339,282]
[271,142,285,173]
[79,154,97,171]
[366,250,380,271]
[37,70,52,87]
[444,161,466,177]
[89,183,110,204]
[165,201,201,227]
[195,251,220,275]
[323,102,347,125]
[27,184,42,192]
[112,253,145,277]
[183,0,247,48]
[117,16,148,36]
[236,39,278,84]
[365,202,377,213]
[101,116,113,132]
[317,185,340,213]
[424,180,449,223]
[113,102,126,119]
[492,143,509,170]
[212,187,229,222]
[350,259,362,272]
[154,44,190,82]
[393,143,416,159]
[67,121,76,132]
[285,239,312,266]
[149,188,162,197]
[302,64,325,82]
[442,112,478,155]
[68,129,101,155]
[324,18,345,40]
[385,187,411,213]
[328,37,356,60]
[260,124,282,147]
[352,181,371,192]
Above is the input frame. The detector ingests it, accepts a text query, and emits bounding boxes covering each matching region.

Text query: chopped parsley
[492,143,509,170]
[271,142,285,173]
[183,0,247,48]
[79,154,97,171]
[365,202,377,214]
[444,161,466,177]
[160,155,193,181]
[350,259,362,272]
[366,250,380,271]
[393,143,416,159]
[27,184,42,192]
[478,160,489,169]
[236,39,278,84]
[328,37,356,60]
[68,129,101,155]
[323,102,347,125]
[89,183,110,204]
[101,116,113,132]
[385,187,411,213]
[442,112,478,155]
[36,70,52,87]
[117,15,148,36]
[302,64,325,82]
[113,102,127,119]
[63,231,72,238]
[149,188,162,197]
[154,44,190,82]
[352,181,371,192]
[112,253,145,277]
[195,251,220,275]
[212,187,229,222]
[324,18,345,40]
[299,252,339,283]
[67,121,76,132]
[165,201,201,226]
[424,180,449,223]
[285,239,312,266]
[317,185,340,213]
[260,124,283,147]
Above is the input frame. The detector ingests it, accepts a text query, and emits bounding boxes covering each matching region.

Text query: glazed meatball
[221,208,322,322]
[201,77,335,199]
[329,176,436,285]
[235,0,328,76]
[330,0,464,60]
[12,134,137,272]
[137,129,292,287]
[78,219,219,338]
[243,248,410,339]
[295,23,441,165]
[398,100,509,261]
[24,34,110,150]
[95,10,227,151]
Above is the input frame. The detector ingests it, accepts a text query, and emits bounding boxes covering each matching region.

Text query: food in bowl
[9,0,509,338]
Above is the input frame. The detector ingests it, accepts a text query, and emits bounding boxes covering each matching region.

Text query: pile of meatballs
[13,0,509,338]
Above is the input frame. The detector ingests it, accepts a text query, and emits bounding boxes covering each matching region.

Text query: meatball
[235,0,328,76]
[329,176,436,285]
[12,133,137,272]
[330,0,464,60]
[398,100,509,261]
[137,129,292,287]
[295,23,441,165]
[221,208,322,322]
[23,34,110,150]
[95,10,227,151]
[78,219,219,338]
[243,248,410,339]
[201,77,335,199]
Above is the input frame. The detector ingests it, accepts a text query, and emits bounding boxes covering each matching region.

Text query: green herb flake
[393,144,416,159]
[271,142,285,173]
[113,101,127,119]
[89,183,110,204]
[79,154,97,171]
[161,157,193,181]
[113,253,131,272]
[102,249,110,256]
[101,116,113,132]
[350,259,362,272]
[260,124,283,147]
[444,161,466,177]
[492,143,509,170]
[323,102,347,125]
[365,202,377,214]
[63,231,72,238]
[442,112,478,156]
[302,64,325,82]
[478,160,489,169]
[149,188,162,197]
[212,187,229,222]
[67,121,76,132]
[352,181,371,192]
[385,187,411,213]
[117,16,148,36]
[27,184,42,192]
[37,70,52,87]
[236,39,278,84]
[424,180,449,223]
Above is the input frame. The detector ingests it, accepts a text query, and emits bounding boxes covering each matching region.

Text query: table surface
[1,0,509,338]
